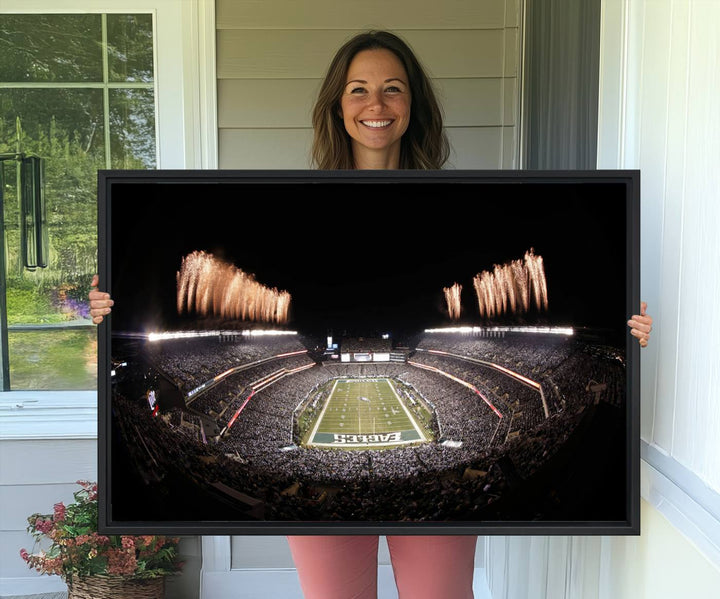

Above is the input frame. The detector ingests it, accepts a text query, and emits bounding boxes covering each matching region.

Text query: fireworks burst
[176,251,291,324]
[472,249,548,319]
[444,283,463,320]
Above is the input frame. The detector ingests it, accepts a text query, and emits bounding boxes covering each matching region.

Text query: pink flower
[107,548,137,576]
[138,535,156,547]
[121,536,135,549]
[53,502,66,522]
[43,556,64,576]
[34,518,54,535]
[19,548,29,562]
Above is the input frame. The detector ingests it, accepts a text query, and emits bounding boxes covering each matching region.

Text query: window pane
[110,88,156,168]
[2,90,103,390]
[0,89,106,161]
[0,14,103,82]
[8,328,97,390]
[107,14,154,83]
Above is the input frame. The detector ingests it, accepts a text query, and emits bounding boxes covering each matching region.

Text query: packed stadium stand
[110,329,627,523]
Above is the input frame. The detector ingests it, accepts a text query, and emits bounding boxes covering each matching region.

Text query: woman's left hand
[88,274,113,325]
[627,301,652,347]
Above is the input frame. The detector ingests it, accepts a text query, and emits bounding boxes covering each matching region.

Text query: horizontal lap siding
[216,1,521,170]
[0,439,97,579]
[217,30,510,79]
[216,0,513,30]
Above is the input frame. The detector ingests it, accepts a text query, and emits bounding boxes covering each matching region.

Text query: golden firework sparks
[443,282,463,320]
[472,249,548,319]
[176,251,291,324]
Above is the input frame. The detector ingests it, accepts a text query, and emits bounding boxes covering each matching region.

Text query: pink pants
[287,535,477,599]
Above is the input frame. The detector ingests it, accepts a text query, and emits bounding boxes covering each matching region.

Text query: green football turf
[307,378,426,447]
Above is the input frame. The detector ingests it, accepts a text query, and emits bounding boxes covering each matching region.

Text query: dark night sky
[105,174,631,339]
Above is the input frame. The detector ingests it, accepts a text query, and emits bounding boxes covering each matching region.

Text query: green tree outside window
[0,13,155,390]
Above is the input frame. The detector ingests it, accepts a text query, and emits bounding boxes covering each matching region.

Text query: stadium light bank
[423,326,574,336]
[147,329,298,342]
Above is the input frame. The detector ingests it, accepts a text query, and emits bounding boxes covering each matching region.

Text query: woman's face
[340,48,411,167]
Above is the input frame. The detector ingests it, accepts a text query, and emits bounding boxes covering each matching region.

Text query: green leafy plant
[20,481,183,583]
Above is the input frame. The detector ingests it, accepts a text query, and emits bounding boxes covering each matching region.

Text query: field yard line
[387,379,427,442]
[309,378,339,443]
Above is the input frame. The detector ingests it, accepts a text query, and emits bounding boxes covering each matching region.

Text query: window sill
[0,391,97,440]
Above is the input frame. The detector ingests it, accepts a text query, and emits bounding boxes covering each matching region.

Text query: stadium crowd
[110,331,628,522]
[145,335,309,393]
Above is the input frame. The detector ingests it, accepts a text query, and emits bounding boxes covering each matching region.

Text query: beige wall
[485,500,720,599]
[0,439,97,587]
[602,501,720,599]
[216,0,522,169]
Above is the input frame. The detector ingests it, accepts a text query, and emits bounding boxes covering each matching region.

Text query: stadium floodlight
[147,329,297,342]
[424,326,477,334]
[148,330,227,342]
[242,330,297,337]
[424,325,574,336]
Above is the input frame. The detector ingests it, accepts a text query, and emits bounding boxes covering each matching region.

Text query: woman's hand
[88,274,113,324]
[627,301,652,348]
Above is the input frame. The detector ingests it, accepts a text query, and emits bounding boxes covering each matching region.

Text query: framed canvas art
[97,169,640,535]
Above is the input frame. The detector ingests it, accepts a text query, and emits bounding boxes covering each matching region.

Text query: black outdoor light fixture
[0,153,47,390]
[0,153,48,270]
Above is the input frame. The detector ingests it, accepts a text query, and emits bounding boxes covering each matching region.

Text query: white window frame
[0,0,217,441]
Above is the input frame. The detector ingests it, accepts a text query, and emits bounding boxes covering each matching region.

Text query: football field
[307,378,428,448]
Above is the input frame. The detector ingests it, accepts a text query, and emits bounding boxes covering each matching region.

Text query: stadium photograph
[100,172,637,534]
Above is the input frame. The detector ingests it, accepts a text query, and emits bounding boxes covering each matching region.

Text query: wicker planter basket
[67,575,165,599]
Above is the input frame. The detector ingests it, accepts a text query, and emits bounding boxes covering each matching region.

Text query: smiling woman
[340,49,412,169]
[311,30,449,170]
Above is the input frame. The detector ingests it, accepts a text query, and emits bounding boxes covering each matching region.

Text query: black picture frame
[98,169,641,536]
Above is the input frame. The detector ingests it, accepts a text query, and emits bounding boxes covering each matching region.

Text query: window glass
[1,13,155,390]
[107,14,154,83]
[109,88,156,169]
[0,14,103,82]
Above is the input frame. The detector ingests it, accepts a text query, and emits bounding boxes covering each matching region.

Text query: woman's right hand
[88,274,113,324]
[627,301,652,348]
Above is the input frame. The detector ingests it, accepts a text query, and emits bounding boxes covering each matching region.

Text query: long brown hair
[311,30,449,170]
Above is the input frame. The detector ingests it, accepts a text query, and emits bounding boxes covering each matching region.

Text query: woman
[310,30,448,170]
[90,30,653,599]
